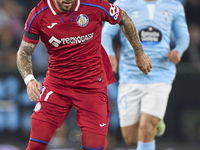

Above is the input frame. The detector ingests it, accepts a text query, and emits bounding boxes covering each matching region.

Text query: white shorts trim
[118,83,172,127]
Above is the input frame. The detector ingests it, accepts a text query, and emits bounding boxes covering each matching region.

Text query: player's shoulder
[163,0,183,7]
[114,0,137,4]
[81,0,107,5]
[160,0,184,15]
[113,0,139,10]
[80,0,113,11]
[29,0,48,17]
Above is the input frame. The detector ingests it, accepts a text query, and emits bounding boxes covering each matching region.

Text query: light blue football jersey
[102,0,189,85]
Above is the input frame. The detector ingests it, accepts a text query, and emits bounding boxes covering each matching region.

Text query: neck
[52,0,61,12]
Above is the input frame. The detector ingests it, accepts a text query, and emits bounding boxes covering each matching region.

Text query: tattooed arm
[17,40,35,78]
[17,40,41,101]
[118,10,153,74]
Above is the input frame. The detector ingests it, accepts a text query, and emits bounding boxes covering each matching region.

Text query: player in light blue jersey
[102,0,189,149]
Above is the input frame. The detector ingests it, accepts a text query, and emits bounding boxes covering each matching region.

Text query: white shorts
[118,83,172,127]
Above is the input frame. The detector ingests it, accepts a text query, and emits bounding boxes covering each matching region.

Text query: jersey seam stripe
[71,11,73,22]
[29,138,48,145]
[82,145,104,150]
[27,6,49,33]
[40,86,46,98]
[75,0,80,11]
[44,91,53,101]
[58,13,64,23]
[80,2,118,21]
[47,0,56,15]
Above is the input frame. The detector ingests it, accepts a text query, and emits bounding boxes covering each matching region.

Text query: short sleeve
[96,0,122,24]
[23,7,40,44]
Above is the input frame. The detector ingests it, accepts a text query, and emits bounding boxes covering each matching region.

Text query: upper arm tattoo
[118,10,144,57]
[16,40,37,79]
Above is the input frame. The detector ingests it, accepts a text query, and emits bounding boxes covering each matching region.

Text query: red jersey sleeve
[94,0,122,24]
[23,7,42,44]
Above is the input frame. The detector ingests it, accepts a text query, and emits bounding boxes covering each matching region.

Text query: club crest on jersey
[163,10,170,23]
[34,102,41,112]
[76,14,89,27]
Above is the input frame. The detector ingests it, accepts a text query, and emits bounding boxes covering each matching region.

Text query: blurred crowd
[0,0,48,71]
[0,0,200,149]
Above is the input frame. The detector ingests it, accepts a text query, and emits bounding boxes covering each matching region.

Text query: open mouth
[63,1,71,7]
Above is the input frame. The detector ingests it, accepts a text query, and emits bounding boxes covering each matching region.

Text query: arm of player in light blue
[172,3,190,57]
[101,22,121,56]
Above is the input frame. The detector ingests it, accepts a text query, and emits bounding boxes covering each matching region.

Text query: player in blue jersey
[102,0,189,149]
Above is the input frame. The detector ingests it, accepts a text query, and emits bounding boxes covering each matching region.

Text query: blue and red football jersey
[23,0,122,93]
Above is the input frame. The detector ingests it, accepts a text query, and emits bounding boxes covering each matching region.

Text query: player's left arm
[117,9,153,74]
[98,0,152,74]
[167,3,190,64]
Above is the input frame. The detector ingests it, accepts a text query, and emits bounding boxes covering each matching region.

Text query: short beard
[57,1,74,12]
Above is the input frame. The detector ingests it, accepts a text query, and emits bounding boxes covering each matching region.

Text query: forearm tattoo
[16,40,36,79]
[118,10,144,57]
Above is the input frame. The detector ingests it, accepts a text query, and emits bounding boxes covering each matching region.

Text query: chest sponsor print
[139,26,162,46]
[76,14,89,27]
[48,32,94,47]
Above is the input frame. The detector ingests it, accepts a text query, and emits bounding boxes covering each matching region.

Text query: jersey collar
[47,0,80,15]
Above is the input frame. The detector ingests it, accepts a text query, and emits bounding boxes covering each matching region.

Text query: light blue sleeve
[172,3,190,57]
[101,22,120,56]
[101,0,122,56]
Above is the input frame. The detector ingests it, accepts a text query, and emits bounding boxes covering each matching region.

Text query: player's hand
[166,50,181,64]
[27,80,41,102]
[109,55,118,74]
[135,53,153,74]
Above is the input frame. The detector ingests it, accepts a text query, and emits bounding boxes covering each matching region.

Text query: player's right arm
[17,40,41,102]
[16,4,44,101]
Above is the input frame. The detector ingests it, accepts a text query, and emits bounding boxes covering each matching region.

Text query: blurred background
[0,0,200,149]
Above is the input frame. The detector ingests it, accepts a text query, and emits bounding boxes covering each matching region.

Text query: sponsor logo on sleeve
[109,4,120,20]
